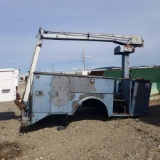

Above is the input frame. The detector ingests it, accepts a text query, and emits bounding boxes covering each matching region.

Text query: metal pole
[122,54,129,78]
[82,49,86,71]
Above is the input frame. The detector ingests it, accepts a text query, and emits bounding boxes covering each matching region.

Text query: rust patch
[90,78,95,84]
[72,93,105,111]
[79,93,105,100]
[35,91,44,96]
[70,77,96,92]
[70,93,75,101]
[72,101,78,110]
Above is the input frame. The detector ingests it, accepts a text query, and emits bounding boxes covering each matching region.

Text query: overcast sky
[0,0,160,73]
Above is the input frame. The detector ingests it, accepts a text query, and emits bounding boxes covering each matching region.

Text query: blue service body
[22,71,151,126]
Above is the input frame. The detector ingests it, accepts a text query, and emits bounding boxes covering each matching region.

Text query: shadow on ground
[0,112,16,120]
[27,105,108,133]
[24,104,160,133]
[138,105,160,127]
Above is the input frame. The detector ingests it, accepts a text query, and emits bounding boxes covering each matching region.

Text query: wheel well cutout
[75,98,108,121]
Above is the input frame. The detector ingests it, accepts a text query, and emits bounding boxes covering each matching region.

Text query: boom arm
[41,29,143,47]
[23,28,144,105]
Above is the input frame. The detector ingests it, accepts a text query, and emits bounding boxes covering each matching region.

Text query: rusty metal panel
[70,76,114,93]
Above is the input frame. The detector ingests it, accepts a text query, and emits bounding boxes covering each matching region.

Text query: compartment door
[131,81,151,116]
[51,76,70,113]
[32,74,51,113]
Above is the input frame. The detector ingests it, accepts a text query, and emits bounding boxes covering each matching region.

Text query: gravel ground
[0,82,160,160]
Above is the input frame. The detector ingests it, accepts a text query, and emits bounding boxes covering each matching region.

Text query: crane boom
[41,29,144,47]
[23,28,144,105]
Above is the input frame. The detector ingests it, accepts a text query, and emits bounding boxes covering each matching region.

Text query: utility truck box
[16,28,151,131]
[21,71,151,127]
[0,68,19,102]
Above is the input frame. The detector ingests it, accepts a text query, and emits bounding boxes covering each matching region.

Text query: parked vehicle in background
[0,68,19,102]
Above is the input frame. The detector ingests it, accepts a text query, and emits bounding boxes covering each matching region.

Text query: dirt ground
[0,82,160,160]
